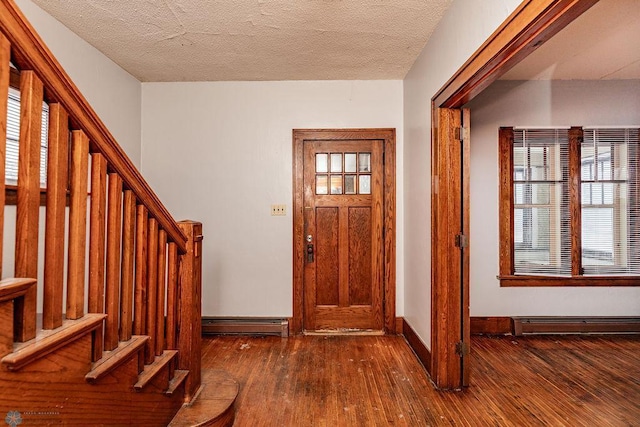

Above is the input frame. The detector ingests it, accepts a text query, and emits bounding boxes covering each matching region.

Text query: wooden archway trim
[429,0,599,389]
[433,0,598,109]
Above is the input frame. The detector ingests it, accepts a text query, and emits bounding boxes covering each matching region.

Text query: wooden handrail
[0,0,187,253]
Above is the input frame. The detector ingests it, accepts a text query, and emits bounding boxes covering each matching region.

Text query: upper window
[314,152,371,195]
[499,126,639,286]
[5,86,49,187]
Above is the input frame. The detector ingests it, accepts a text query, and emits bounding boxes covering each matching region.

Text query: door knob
[306,243,314,263]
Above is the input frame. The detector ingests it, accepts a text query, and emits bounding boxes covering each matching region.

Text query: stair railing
[0,0,201,401]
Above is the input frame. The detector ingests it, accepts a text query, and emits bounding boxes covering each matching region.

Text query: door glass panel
[359,175,371,194]
[330,175,343,194]
[344,175,356,194]
[345,153,357,173]
[330,153,343,173]
[316,175,328,194]
[358,153,371,172]
[316,154,328,173]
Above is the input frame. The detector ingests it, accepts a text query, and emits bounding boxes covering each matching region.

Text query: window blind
[581,128,639,275]
[5,87,49,186]
[513,129,571,275]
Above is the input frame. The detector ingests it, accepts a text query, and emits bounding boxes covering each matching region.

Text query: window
[314,152,371,195]
[5,86,49,187]
[499,126,639,286]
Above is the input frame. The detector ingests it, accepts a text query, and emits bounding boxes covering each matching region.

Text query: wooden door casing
[429,1,598,390]
[292,129,396,335]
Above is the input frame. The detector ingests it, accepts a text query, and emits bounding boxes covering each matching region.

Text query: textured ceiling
[501,0,640,80]
[31,0,453,82]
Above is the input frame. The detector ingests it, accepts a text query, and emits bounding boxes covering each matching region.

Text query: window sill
[499,275,640,287]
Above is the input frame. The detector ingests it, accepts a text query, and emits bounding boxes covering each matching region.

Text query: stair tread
[0,278,37,303]
[165,369,190,396]
[134,349,178,390]
[169,369,238,427]
[2,313,106,371]
[86,335,149,383]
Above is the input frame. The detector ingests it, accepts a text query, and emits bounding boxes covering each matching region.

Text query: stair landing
[169,369,238,427]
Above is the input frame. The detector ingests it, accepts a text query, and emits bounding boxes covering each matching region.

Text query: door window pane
[330,153,343,173]
[330,175,342,194]
[344,175,356,194]
[316,175,328,194]
[316,154,328,173]
[358,153,371,172]
[359,175,371,194]
[345,154,357,173]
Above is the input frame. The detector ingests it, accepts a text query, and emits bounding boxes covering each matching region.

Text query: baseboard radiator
[202,317,289,337]
[512,317,640,336]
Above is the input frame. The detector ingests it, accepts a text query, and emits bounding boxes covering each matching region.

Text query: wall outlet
[271,204,286,216]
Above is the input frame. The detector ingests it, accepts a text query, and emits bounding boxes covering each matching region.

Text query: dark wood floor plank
[200,334,640,426]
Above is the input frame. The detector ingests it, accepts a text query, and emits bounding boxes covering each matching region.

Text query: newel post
[177,220,203,402]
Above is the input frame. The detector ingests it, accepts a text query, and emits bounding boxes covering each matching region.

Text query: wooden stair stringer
[166,369,190,396]
[169,369,238,427]
[135,349,178,390]
[85,335,149,383]
[1,313,106,371]
[0,336,186,426]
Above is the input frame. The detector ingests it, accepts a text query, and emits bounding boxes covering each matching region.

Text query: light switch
[271,204,286,216]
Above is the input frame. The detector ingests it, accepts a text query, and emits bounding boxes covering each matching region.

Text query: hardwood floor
[201,334,640,426]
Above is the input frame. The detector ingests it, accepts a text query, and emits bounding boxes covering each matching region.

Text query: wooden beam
[0,34,10,279]
[498,128,515,277]
[66,130,89,320]
[569,127,583,276]
[14,70,43,342]
[104,173,123,351]
[134,205,148,335]
[119,190,136,341]
[431,108,463,390]
[43,103,69,330]
[177,220,203,403]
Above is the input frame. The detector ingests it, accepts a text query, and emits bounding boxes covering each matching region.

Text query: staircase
[0,0,236,425]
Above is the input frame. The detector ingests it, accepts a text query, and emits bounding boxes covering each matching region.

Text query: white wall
[466,79,640,316]
[14,0,142,165]
[141,81,404,317]
[403,0,521,348]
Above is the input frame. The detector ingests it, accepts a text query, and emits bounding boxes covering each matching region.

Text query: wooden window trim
[499,275,639,287]
[498,127,640,287]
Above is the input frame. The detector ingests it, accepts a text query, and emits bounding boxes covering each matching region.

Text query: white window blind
[581,128,639,275]
[513,129,571,275]
[5,87,49,186]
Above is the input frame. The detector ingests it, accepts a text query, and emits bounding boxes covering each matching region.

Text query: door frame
[292,128,396,335]
[429,0,599,389]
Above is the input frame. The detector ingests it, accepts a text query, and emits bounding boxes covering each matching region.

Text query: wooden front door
[293,129,395,334]
[303,139,383,331]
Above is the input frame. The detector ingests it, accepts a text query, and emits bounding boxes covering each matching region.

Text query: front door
[302,137,384,331]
